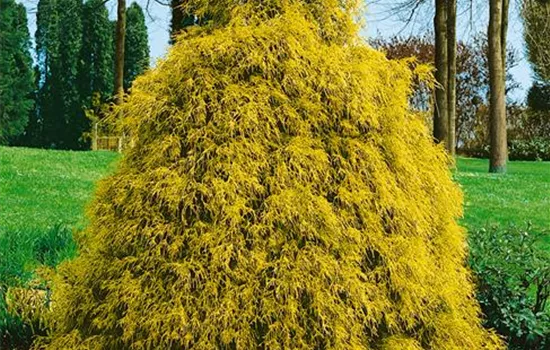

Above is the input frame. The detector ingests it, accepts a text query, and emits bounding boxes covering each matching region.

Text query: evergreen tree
[36,0,83,149]
[124,3,149,91]
[40,0,504,347]
[57,0,84,149]
[78,0,114,147]
[80,0,114,103]
[0,0,34,145]
[36,0,60,148]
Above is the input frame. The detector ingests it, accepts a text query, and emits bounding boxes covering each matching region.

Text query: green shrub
[508,139,550,161]
[0,224,76,349]
[469,225,550,349]
[459,139,550,161]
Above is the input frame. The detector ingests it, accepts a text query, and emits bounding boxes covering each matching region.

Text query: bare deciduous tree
[447,0,457,155]
[114,0,126,105]
[434,0,449,145]
[381,0,457,152]
[488,0,509,173]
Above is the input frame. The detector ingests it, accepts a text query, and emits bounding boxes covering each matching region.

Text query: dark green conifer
[77,0,114,148]
[79,0,114,103]
[0,0,34,144]
[124,3,149,91]
[36,0,83,149]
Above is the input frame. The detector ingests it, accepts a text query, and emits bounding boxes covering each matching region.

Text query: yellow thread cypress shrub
[37,0,504,348]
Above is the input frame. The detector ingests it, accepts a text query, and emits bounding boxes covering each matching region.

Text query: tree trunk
[170,0,184,42]
[488,0,508,173]
[434,0,448,144]
[501,0,509,66]
[114,0,126,105]
[447,0,457,155]
[170,0,195,43]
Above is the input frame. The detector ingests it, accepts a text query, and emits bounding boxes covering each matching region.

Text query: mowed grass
[0,146,119,233]
[455,157,550,230]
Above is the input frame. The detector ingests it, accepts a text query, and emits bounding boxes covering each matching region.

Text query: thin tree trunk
[434,0,448,144]
[170,0,183,42]
[488,0,508,173]
[170,0,195,44]
[447,0,457,155]
[501,0,509,66]
[114,0,126,105]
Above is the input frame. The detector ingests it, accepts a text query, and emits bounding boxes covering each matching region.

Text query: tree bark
[447,0,457,155]
[501,0,509,66]
[170,0,184,42]
[488,0,508,173]
[114,0,126,105]
[170,0,195,43]
[434,0,448,144]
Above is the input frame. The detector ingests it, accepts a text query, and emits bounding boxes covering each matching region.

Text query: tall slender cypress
[36,0,58,147]
[78,0,114,148]
[80,0,114,103]
[124,3,149,91]
[0,0,34,144]
[57,0,83,149]
[36,0,83,149]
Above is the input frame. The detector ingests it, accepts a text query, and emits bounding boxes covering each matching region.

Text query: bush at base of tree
[508,139,550,161]
[469,225,550,350]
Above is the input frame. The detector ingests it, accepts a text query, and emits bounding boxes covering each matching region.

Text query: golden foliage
[38,1,503,349]
[6,287,48,324]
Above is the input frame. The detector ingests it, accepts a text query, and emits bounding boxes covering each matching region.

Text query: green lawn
[0,146,118,233]
[0,147,120,347]
[455,157,550,234]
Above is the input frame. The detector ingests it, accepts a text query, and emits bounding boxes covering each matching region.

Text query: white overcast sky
[20,0,532,100]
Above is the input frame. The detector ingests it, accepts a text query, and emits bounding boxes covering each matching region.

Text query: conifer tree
[36,0,84,149]
[39,0,505,348]
[57,0,84,149]
[76,0,114,148]
[79,0,114,103]
[19,65,42,147]
[35,0,59,147]
[0,0,34,144]
[124,3,149,91]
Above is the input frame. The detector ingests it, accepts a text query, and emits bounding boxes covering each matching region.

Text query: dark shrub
[469,225,550,350]
[508,139,550,161]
